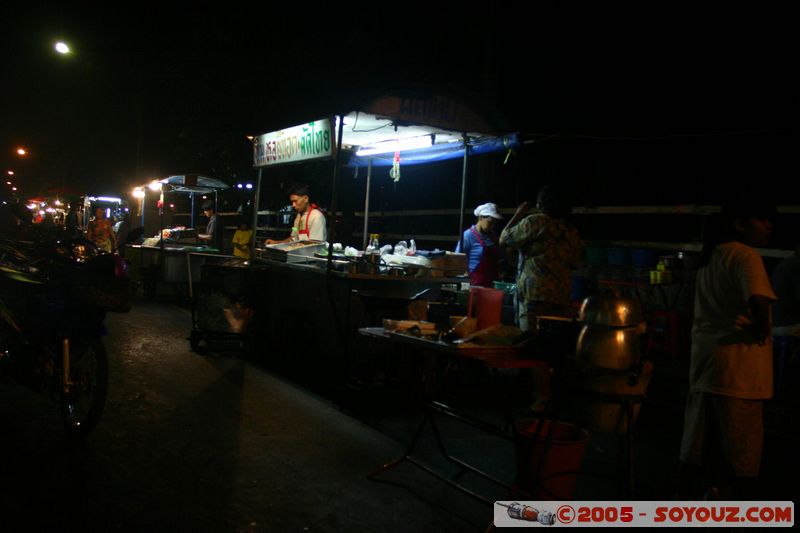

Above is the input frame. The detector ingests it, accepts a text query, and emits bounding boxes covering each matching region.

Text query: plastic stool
[468,287,504,330]
[646,310,681,359]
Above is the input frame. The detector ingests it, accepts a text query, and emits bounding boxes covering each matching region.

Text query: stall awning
[161,175,230,193]
[253,95,511,169]
[346,133,519,167]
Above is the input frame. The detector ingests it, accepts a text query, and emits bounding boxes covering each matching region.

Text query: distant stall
[127,174,232,298]
[83,195,127,229]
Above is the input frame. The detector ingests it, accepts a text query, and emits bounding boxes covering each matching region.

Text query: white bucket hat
[474,202,503,219]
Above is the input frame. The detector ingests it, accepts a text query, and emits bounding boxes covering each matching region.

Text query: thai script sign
[253,118,334,167]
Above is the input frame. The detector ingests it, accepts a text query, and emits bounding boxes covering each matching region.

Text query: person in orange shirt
[86,207,116,252]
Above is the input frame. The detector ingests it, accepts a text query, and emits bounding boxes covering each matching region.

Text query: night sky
[2,6,797,201]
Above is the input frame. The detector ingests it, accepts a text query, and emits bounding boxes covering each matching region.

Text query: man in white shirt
[265,183,327,244]
[677,203,776,500]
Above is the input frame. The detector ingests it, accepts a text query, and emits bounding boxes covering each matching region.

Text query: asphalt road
[3,298,796,531]
[0,301,487,532]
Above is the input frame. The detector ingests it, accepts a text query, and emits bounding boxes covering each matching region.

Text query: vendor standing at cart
[456,202,504,287]
[500,185,583,412]
[86,206,116,252]
[265,183,327,244]
[198,200,223,251]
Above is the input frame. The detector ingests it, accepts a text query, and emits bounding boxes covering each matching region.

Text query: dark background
[1,5,797,205]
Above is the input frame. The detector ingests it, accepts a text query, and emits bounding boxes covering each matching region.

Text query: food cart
[83,195,126,229]
[126,174,231,298]
[243,94,519,379]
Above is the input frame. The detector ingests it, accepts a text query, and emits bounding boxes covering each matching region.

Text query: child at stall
[232,218,253,259]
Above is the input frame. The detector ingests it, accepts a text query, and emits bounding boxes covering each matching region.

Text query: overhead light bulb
[356,136,433,156]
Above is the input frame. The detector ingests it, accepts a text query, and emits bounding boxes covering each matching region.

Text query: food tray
[258,240,328,263]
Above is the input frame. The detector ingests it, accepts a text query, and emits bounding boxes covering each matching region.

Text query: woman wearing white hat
[456,202,504,287]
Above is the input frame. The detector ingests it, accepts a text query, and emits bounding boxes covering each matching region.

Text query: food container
[380,254,432,276]
[257,240,328,263]
[382,319,437,334]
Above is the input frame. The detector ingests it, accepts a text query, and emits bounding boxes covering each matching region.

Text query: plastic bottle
[367,233,380,252]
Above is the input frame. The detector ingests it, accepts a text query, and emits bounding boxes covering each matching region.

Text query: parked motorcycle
[0,228,143,437]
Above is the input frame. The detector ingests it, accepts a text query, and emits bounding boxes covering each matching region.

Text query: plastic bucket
[514,419,589,500]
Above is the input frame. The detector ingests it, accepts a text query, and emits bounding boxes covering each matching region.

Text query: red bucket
[514,419,589,500]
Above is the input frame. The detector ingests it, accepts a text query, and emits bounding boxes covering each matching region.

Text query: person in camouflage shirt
[499,185,583,412]
[500,185,583,330]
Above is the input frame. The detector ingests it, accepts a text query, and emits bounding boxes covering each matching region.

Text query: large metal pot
[570,292,650,434]
[579,293,643,327]
[575,325,642,370]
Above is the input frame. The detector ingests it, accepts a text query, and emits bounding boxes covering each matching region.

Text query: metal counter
[126,245,227,298]
[247,257,466,374]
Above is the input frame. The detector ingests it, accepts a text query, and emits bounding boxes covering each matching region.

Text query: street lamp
[16,147,27,157]
[54,41,71,55]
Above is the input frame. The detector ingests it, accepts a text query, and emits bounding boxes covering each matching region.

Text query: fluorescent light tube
[356,136,433,156]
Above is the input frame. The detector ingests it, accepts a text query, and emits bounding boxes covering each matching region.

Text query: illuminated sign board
[253,118,335,167]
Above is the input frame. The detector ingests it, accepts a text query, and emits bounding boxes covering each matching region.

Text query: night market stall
[242,95,520,368]
[241,96,612,506]
[126,174,231,298]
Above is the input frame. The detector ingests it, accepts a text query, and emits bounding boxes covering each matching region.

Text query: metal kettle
[575,293,645,370]
[572,292,652,434]
[578,292,643,327]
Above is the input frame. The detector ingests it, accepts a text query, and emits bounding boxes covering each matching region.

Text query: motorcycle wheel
[60,337,108,438]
